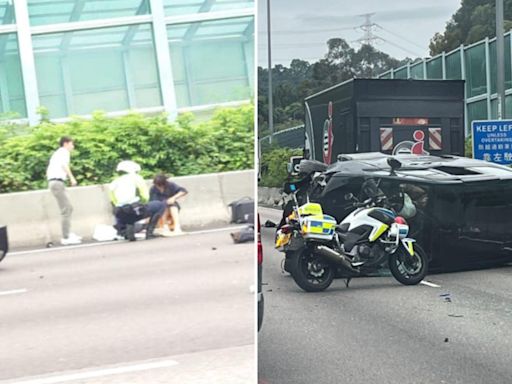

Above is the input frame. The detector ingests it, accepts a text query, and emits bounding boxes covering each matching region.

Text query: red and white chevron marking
[380,127,393,151]
[428,127,442,150]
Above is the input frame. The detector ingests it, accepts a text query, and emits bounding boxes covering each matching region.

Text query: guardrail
[0,170,254,249]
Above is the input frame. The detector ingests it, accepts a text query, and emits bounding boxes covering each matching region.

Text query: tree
[352,44,403,78]
[430,0,512,55]
[258,38,412,136]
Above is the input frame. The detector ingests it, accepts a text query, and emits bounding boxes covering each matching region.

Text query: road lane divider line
[187,225,246,236]
[2,360,179,384]
[9,225,248,256]
[420,280,441,288]
[0,289,27,296]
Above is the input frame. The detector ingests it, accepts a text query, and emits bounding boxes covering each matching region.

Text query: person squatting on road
[109,161,166,241]
[149,174,188,236]
[46,136,82,246]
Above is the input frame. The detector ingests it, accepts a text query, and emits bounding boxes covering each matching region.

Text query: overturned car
[292,153,512,272]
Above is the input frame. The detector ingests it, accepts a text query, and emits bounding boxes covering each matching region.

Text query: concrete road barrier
[258,187,282,207]
[0,170,254,249]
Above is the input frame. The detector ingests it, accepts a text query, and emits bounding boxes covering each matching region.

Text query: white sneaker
[154,227,172,237]
[68,232,83,240]
[154,228,165,235]
[61,237,82,245]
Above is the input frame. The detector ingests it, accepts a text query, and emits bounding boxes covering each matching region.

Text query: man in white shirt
[46,136,82,245]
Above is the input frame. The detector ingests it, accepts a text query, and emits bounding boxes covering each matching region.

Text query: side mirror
[387,158,402,174]
[288,156,303,176]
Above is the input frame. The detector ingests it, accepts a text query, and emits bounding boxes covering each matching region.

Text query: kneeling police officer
[109,161,165,241]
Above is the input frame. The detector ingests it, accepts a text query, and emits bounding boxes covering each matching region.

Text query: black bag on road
[228,197,254,224]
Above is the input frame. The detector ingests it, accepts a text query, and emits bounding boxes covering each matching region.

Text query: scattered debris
[440,293,452,302]
[230,226,254,244]
[444,338,449,343]
[211,247,217,251]
[448,314,464,318]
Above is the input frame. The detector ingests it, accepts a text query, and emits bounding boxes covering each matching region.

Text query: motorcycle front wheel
[289,248,334,292]
[388,244,428,285]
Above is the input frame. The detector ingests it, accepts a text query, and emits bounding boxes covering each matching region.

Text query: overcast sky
[257,0,462,67]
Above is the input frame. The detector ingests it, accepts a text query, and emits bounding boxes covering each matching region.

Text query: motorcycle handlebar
[352,196,387,208]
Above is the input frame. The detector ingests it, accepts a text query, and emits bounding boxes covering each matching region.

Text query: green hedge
[0,105,254,193]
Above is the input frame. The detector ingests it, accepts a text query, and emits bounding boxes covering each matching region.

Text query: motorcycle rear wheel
[389,244,428,285]
[289,248,334,292]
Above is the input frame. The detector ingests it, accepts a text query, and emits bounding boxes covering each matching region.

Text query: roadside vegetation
[259,147,302,188]
[0,105,254,193]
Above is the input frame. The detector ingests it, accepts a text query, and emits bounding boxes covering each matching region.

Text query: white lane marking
[0,289,27,296]
[9,226,248,256]
[187,225,246,236]
[420,280,441,288]
[3,360,178,384]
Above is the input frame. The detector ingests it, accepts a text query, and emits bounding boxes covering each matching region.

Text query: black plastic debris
[440,293,452,303]
[264,220,277,228]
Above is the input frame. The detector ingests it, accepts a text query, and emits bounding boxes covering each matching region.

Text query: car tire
[258,294,264,331]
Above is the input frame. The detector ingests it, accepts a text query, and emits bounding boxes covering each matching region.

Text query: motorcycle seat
[335,223,350,233]
[337,232,349,242]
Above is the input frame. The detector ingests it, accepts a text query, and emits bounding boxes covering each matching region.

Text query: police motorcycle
[275,159,428,292]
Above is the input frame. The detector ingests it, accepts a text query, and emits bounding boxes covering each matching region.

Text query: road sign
[472,120,512,165]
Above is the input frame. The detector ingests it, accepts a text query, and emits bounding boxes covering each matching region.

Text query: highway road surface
[0,227,255,383]
[259,207,512,384]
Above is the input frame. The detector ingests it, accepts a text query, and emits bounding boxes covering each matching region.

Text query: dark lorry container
[304,79,465,164]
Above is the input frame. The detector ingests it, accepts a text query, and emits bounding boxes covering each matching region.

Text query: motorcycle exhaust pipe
[313,245,359,273]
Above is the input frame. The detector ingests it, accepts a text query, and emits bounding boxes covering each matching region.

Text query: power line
[378,37,422,57]
[258,26,357,35]
[353,13,380,47]
[350,12,422,57]
[258,41,352,47]
[376,24,426,51]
